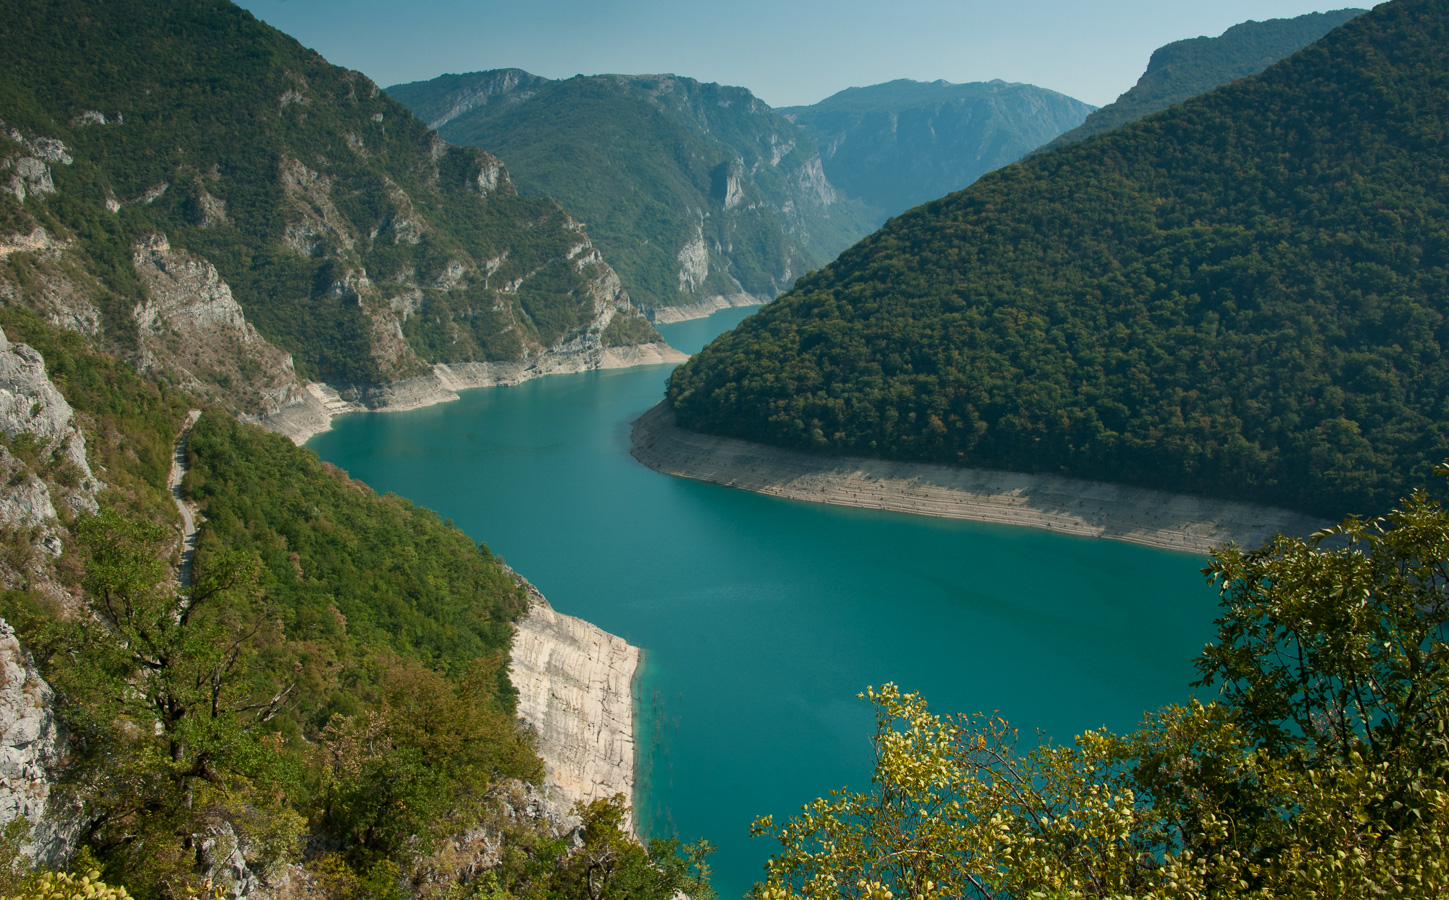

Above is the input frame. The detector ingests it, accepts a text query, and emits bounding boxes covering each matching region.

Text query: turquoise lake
[308,309,1220,899]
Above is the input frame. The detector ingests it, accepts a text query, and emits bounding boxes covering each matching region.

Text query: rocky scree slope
[1037,8,1366,154]
[664,0,1449,521]
[0,0,666,430]
[389,70,880,319]
[781,78,1094,221]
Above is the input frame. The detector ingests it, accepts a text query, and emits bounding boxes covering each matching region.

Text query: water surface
[309,309,1218,898]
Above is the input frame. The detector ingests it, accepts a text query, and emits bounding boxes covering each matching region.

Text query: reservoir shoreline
[630,401,1330,555]
[642,293,767,325]
[259,341,688,445]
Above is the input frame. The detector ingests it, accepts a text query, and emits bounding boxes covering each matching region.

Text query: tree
[50,509,303,897]
[751,480,1449,899]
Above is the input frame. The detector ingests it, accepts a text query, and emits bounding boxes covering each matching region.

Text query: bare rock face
[676,226,710,293]
[0,619,78,867]
[509,585,639,830]
[131,233,303,416]
[0,231,103,337]
[0,326,101,516]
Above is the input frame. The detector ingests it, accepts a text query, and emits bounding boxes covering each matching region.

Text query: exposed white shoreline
[642,292,767,325]
[630,402,1331,555]
[255,341,687,445]
[508,577,641,834]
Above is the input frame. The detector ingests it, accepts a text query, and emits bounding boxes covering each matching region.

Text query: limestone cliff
[1,0,679,431]
[388,70,881,321]
[0,619,78,867]
[131,234,304,417]
[508,581,639,830]
[0,326,102,606]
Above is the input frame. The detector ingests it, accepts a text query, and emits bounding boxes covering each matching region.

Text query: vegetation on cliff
[0,315,709,899]
[388,70,879,313]
[754,478,1449,898]
[1039,8,1366,154]
[667,0,1449,520]
[0,0,658,390]
[781,79,1093,220]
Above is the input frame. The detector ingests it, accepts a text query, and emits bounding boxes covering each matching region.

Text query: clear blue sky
[234,0,1368,108]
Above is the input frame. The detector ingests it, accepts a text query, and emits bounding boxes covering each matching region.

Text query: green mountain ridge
[1037,8,1367,153]
[0,2,712,896]
[665,0,1449,520]
[388,70,881,314]
[0,0,659,405]
[781,78,1095,220]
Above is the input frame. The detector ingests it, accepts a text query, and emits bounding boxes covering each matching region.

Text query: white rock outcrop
[509,586,640,830]
[0,326,101,516]
[676,226,710,293]
[131,234,302,415]
[258,340,687,445]
[0,619,77,867]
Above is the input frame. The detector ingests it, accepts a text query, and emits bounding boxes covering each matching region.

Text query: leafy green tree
[543,796,716,900]
[43,509,303,897]
[752,478,1449,899]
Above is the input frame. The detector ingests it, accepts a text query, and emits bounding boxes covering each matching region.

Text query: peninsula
[632,402,1328,554]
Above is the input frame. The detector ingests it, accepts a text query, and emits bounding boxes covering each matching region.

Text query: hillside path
[170,409,202,589]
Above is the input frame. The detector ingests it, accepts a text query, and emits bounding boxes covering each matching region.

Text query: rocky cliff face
[0,619,78,868]
[1,0,676,428]
[0,326,102,605]
[508,582,639,830]
[131,234,303,416]
[389,70,880,320]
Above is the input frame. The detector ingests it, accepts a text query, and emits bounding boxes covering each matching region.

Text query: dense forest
[667,0,1449,519]
[1038,8,1366,153]
[0,0,656,387]
[0,308,712,899]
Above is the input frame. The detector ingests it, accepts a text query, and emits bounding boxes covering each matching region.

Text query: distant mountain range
[780,79,1094,220]
[389,71,880,318]
[1038,8,1366,153]
[665,0,1447,519]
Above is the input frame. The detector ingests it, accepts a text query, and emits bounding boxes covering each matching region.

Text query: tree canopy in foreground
[752,476,1449,899]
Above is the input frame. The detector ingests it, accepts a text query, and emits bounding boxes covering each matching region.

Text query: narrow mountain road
[170,409,202,589]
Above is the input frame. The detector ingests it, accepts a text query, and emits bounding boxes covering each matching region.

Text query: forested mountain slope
[781,79,1094,220]
[665,0,1449,519]
[1038,8,1365,153]
[0,0,660,409]
[0,309,707,899]
[389,71,879,317]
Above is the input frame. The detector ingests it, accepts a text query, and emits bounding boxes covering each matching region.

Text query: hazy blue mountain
[779,79,1094,220]
[1037,8,1366,152]
[390,71,879,317]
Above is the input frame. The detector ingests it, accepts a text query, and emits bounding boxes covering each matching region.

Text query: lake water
[308,309,1220,899]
